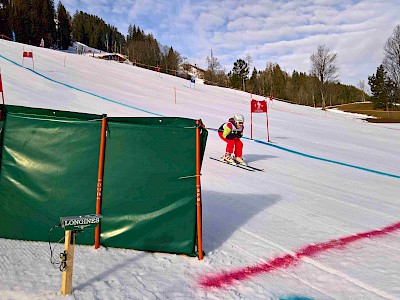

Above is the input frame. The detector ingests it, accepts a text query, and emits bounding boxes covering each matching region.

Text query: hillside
[1,39,400,300]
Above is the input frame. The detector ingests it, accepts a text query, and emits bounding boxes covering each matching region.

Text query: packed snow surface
[1,40,400,300]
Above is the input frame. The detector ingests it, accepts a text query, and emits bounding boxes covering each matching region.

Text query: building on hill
[96,53,128,63]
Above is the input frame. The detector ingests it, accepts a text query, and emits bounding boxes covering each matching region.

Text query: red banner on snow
[23,51,33,58]
[251,99,267,113]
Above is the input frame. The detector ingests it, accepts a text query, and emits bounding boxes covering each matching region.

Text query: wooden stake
[61,230,76,295]
[174,86,176,104]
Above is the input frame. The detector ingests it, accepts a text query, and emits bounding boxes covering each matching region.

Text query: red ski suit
[218,121,243,157]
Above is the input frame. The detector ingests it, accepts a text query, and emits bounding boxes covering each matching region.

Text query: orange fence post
[196,120,203,260]
[95,114,107,249]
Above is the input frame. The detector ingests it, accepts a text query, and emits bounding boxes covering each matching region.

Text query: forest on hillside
[1,0,399,109]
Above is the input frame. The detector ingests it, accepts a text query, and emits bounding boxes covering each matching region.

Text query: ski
[241,164,264,172]
[209,157,264,172]
[209,157,254,171]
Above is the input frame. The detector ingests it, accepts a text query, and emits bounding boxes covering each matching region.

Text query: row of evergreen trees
[0,1,181,73]
[126,24,181,75]
[0,0,71,50]
[0,0,124,52]
[71,11,124,53]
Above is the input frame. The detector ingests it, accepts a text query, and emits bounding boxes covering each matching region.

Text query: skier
[218,113,246,166]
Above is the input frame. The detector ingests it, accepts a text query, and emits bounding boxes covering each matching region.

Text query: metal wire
[48,225,65,271]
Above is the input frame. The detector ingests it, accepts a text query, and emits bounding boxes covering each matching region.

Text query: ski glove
[232,131,243,138]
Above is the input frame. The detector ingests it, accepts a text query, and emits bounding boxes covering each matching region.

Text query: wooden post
[174,86,176,104]
[196,120,203,260]
[95,114,107,249]
[61,230,76,295]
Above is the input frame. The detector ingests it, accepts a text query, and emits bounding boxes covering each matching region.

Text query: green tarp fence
[0,105,208,256]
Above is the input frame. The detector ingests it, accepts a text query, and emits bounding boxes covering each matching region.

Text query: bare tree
[246,53,253,71]
[244,53,253,92]
[383,25,400,86]
[358,80,366,102]
[206,50,221,73]
[205,49,221,81]
[383,25,400,106]
[310,44,338,109]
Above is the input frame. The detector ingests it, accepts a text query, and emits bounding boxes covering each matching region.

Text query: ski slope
[1,39,400,300]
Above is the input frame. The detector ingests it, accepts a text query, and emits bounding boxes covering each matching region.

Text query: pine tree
[71,11,125,52]
[0,0,13,37]
[56,1,71,50]
[31,0,56,47]
[228,59,249,90]
[368,65,391,110]
[10,0,32,44]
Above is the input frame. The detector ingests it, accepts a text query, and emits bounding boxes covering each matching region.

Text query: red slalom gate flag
[251,99,267,113]
[23,51,33,58]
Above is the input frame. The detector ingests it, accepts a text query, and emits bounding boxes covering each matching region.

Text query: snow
[1,39,400,300]
[327,108,377,120]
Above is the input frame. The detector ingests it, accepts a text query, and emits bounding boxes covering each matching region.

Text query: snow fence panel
[0,105,101,244]
[100,117,208,256]
[0,105,208,256]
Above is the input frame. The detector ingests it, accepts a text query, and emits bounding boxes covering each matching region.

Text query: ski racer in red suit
[218,113,247,166]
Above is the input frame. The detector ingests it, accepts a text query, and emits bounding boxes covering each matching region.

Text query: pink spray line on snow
[199,221,400,288]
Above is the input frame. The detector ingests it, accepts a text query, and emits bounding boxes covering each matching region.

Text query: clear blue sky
[62,0,400,88]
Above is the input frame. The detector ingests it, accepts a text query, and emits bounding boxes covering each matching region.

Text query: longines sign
[60,214,102,231]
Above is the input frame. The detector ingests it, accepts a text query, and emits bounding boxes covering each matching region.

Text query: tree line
[204,47,367,108]
[205,25,400,110]
[0,1,181,73]
[0,0,124,52]
[0,0,71,50]
[71,11,125,53]
[2,1,398,110]
[126,24,181,75]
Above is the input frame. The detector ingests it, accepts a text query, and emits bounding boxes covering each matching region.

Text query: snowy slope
[0,39,400,300]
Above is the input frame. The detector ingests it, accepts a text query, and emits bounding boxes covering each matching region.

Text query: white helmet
[233,113,244,123]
